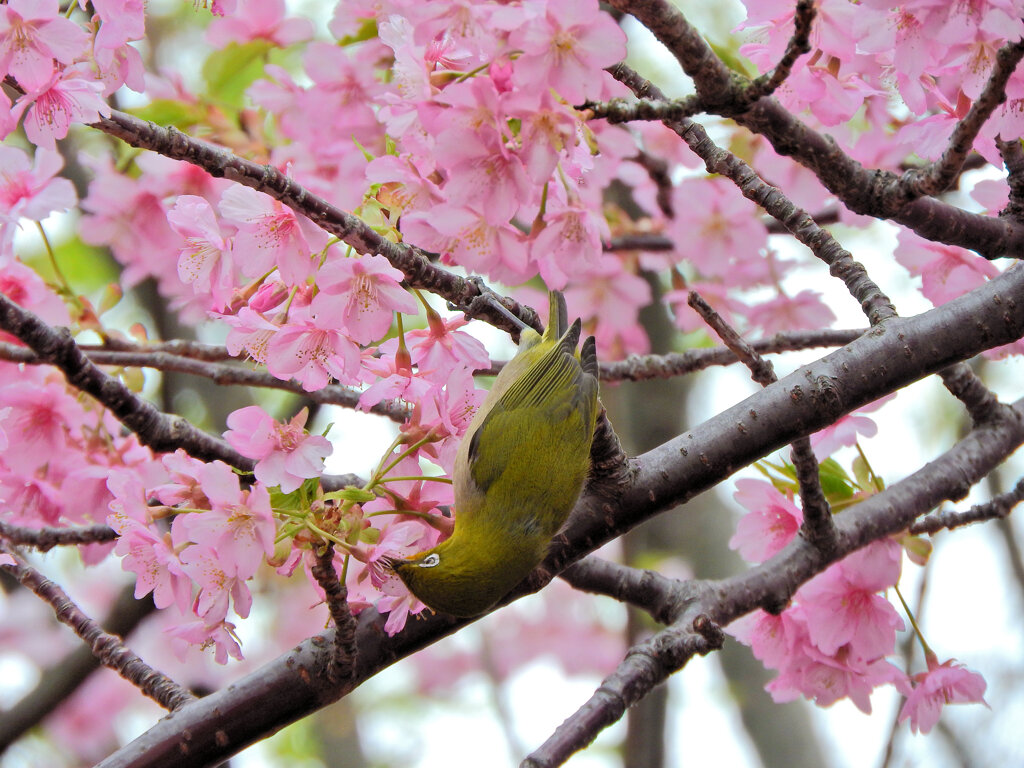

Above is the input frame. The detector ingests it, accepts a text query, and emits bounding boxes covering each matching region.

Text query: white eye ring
[418,553,440,568]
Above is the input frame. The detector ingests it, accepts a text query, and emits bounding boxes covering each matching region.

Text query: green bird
[388,290,599,617]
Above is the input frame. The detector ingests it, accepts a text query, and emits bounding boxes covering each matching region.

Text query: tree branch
[0,549,194,712]
[605,0,1024,260]
[0,295,252,469]
[93,258,1024,768]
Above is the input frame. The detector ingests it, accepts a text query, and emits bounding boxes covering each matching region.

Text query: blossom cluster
[728,408,988,732]
[0,0,1011,742]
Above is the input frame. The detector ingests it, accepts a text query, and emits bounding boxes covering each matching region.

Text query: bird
[386,290,599,617]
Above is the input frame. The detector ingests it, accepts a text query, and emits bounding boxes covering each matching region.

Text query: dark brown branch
[608,62,897,325]
[0,549,194,711]
[910,476,1024,535]
[687,291,836,553]
[0,520,117,551]
[998,137,1024,222]
[607,0,1024,260]
[900,39,1024,199]
[91,110,534,335]
[94,252,1024,768]
[0,295,252,469]
[0,342,411,424]
[743,0,816,101]
[310,544,358,685]
[559,556,688,624]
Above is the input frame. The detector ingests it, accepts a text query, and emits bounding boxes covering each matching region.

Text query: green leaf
[127,99,206,128]
[203,40,274,107]
[817,458,855,500]
[337,17,378,47]
[323,486,376,504]
[360,526,381,545]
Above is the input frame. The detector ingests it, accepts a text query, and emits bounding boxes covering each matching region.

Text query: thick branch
[95,256,1024,768]
[0,296,251,468]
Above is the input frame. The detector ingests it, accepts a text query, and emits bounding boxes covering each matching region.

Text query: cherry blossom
[0,0,89,90]
[224,405,332,493]
[899,655,989,734]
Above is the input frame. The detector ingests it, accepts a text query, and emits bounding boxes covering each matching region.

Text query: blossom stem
[893,581,934,660]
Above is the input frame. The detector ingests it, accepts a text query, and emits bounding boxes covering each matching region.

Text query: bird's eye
[418,553,440,568]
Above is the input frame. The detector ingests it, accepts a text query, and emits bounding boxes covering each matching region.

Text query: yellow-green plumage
[391,291,599,617]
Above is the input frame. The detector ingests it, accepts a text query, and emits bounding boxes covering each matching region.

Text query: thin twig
[597,328,865,381]
[310,544,358,684]
[900,39,1024,200]
[0,548,194,711]
[0,342,411,423]
[911,476,1024,535]
[687,291,836,553]
[744,0,816,101]
[0,520,118,551]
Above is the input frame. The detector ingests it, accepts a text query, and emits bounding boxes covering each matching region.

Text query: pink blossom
[665,282,749,336]
[378,310,490,384]
[108,472,192,612]
[403,367,485,472]
[810,394,895,460]
[180,544,254,621]
[798,563,904,659]
[666,178,771,287]
[174,462,277,576]
[167,195,236,312]
[895,230,1001,306]
[218,185,326,283]
[223,405,332,493]
[358,350,435,411]
[435,126,534,225]
[530,199,608,290]
[729,478,804,563]
[0,146,76,245]
[166,617,244,664]
[505,88,580,182]
[223,306,280,363]
[206,0,313,46]
[12,67,110,150]
[767,644,907,713]
[0,0,89,90]
[509,0,627,103]
[898,656,989,734]
[365,519,438,591]
[92,0,145,50]
[401,204,532,285]
[564,256,652,357]
[311,253,418,344]
[365,154,445,216]
[0,260,71,327]
[264,305,361,390]
[746,289,836,336]
[0,378,85,474]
